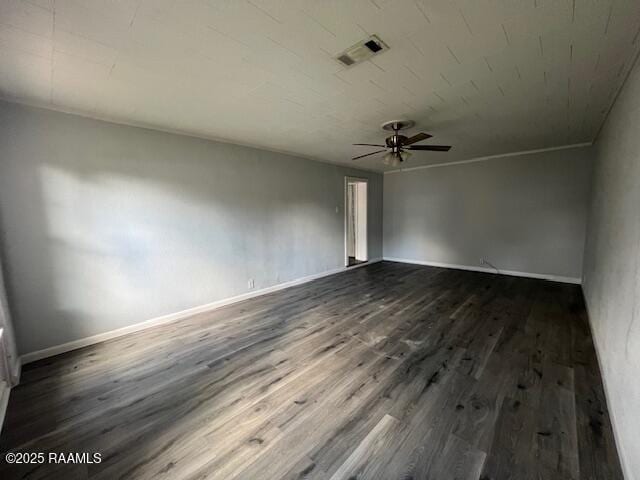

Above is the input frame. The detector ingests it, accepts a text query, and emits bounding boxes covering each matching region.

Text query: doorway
[345,177,368,267]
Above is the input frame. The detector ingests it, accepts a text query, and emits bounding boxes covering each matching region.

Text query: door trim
[344,176,369,267]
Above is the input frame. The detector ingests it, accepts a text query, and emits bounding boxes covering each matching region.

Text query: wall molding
[20,259,382,365]
[0,99,379,174]
[383,257,581,284]
[384,142,593,175]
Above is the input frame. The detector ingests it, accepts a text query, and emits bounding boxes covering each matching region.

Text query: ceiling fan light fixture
[383,151,402,167]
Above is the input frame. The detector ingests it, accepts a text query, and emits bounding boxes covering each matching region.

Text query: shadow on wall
[0,107,359,356]
[0,103,380,479]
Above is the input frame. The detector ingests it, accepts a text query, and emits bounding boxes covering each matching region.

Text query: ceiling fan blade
[407,145,452,152]
[353,143,386,147]
[352,149,387,160]
[403,132,432,145]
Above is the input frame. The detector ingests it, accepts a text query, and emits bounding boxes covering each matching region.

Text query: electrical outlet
[248,278,255,289]
[479,258,485,265]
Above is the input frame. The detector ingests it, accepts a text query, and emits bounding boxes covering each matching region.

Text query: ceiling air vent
[335,35,389,67]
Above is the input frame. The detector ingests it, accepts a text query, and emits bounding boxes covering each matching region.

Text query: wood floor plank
[366,370,471,479]
[426,433,486,480]
[328,414,403,480]
[480,396,538,480]
[574,364,625,480]
[0,262,623,480]
[533,360,579,479]
[451,354,511,452]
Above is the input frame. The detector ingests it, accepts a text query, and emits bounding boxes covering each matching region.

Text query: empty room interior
[1,1,640,479]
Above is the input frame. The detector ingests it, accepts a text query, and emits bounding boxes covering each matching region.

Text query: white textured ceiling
[1,0,639,171]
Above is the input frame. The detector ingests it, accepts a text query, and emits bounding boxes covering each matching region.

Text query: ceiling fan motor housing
[386,134,408,150]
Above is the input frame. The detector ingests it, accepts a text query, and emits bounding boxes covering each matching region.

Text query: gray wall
[583,57,640,480]
[383,146,593,281]
[0,101,382,356]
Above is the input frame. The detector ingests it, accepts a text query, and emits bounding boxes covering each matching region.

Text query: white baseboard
[383,257,581,284]
[0,381,9,436]
[582,291,631,480]
[20,258,382,365]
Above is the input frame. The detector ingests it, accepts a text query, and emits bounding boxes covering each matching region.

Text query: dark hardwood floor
[0,261,623,479]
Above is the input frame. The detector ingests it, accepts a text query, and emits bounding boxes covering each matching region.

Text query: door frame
[344,176,369,267]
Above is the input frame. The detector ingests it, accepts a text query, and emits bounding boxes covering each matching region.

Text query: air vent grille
[337,54,355,66]
[364,39,383,53]
[335,35,389,67]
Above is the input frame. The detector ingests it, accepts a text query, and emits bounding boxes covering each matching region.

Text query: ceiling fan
[353,120,451,166]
